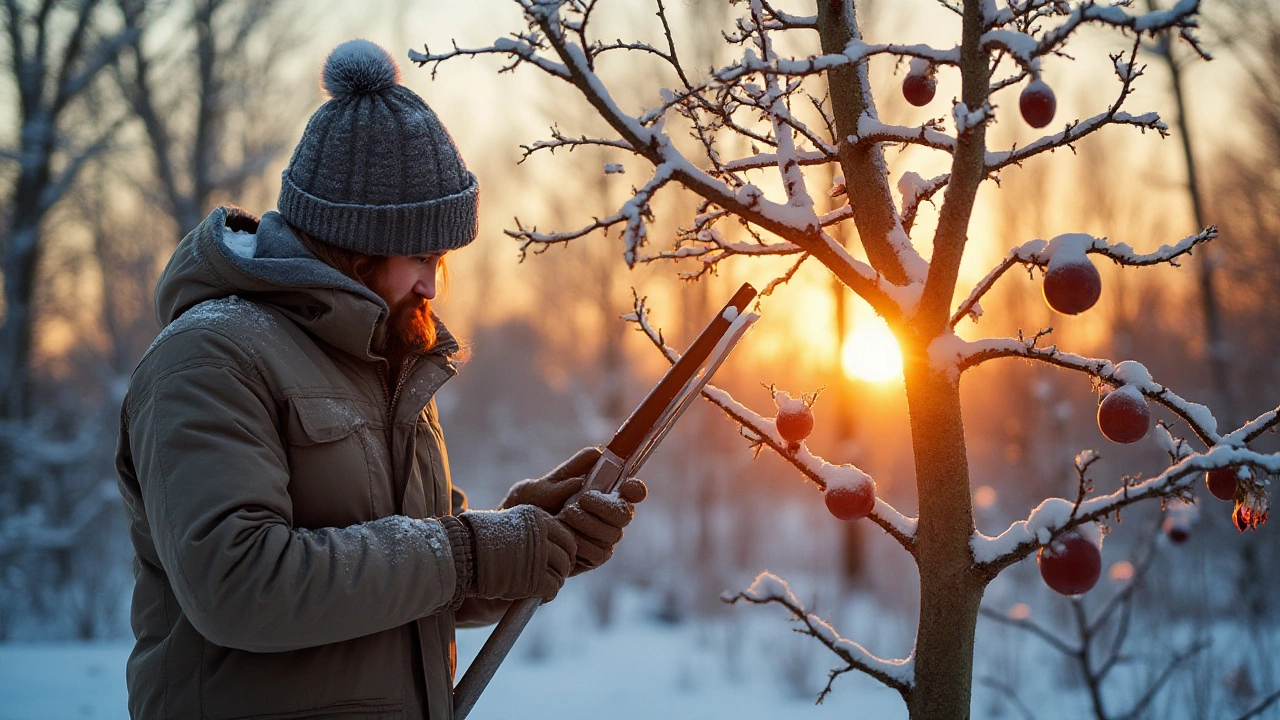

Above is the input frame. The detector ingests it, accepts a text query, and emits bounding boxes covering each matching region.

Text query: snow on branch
[987,43,1166,168]
[949,227,1217,329]
[508,164,675,264]
[973,440,1278,575]
[979,0,1209,74]
[413,0,905,317]
[723,571,915,700]
[942,335,1239,446]
[410,35,572,80]
[853,114,957,155]
[625,292,918,551]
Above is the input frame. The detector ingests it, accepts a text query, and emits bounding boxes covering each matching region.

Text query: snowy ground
[0,583,905,720]
[2,580,1275,719]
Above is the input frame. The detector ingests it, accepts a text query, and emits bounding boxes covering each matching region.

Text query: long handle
[452,597,541,720]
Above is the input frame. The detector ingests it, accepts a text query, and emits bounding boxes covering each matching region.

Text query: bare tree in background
[113,0,305,233]
[0,0,134,425]
[416,1,1277,717]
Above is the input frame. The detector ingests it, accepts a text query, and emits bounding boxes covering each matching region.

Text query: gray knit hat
[278,39,479,256]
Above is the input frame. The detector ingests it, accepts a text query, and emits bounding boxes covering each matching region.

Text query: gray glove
[559,477,647,575]
[502,447,602,513]
[460,506,577,602]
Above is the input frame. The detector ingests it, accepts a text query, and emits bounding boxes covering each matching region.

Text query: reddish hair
[291,226,444,358]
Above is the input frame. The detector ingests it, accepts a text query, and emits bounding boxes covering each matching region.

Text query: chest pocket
[283,396,389,528]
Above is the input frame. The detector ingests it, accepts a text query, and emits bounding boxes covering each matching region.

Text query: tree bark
[815,0,910,286]
[902,354,983,719]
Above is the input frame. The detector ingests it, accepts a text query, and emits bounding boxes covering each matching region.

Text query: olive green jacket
[116,206,478,719]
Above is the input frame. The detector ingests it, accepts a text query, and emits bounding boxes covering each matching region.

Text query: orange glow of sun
[841,320,903,383]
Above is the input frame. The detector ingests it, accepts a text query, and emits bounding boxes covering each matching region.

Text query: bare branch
[723,572,914,699]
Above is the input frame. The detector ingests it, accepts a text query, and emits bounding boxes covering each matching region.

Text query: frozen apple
[1206,467,1237,502]
[1042,258,1102,315]
[903,72,936,107]
[824,467,875,521]
[1097,386,1150,444]
[1037,530,1102,596]
[1020,79,1057,128]
[774,391,814,443]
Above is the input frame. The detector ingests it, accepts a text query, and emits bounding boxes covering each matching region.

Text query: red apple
[1206,467,1237,502]
[1042,258,1102,315]
[903,73,936,107]
[825,479,875,521]
[1020,80,1057,129]
[1097,387,1150,444]
[775,394,814,443]
[1038,531,1102,595]
[1162,516,1189,544]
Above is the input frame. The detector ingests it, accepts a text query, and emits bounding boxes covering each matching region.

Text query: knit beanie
[278,39,479,256]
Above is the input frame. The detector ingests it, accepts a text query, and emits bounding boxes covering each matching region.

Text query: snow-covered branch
[949,227,1217,329]
[518,126,635,162]
[415,0,902,317]
[723,572,915,700]
[508,164,675,264]
[854,114,956,154]
[973,442,1277,575]
[944,337,1235,447]
[626,294,918,551]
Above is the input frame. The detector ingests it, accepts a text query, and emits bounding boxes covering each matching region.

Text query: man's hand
[559,477,647,575]
[462,506,577,602]
[502,446,601,513]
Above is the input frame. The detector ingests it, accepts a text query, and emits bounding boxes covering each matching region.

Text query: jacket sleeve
[126,341,460,653]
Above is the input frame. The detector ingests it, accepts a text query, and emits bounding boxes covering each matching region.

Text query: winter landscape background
[2,0,1280,718]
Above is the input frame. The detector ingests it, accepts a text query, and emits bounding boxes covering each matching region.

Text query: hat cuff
[278,171,479,256]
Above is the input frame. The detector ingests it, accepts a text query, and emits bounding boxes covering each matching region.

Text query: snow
[972,498,1097,564]
[722,306,739,323]
[221,227,257,259]
[952,102,989,134]
[773,390,805,414]
[821,462,873,496]
[907,56,931,75]
[0,586,911,720]
[1041,232,1096,270]
[604,163,625,175]
[1111,360,1152,388]
[896,171,927,208]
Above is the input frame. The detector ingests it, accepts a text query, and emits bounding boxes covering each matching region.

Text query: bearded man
[115,39,644,720]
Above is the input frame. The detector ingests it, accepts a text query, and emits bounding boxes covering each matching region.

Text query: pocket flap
[287,396,368,445]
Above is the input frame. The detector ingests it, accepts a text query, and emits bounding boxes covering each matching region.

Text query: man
[115,39,644,719]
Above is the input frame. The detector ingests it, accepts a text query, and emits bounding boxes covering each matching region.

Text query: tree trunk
[0,170,51,422]
[902,359,983,720]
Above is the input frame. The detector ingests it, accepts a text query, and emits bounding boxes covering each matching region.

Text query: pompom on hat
[278,39,479,256]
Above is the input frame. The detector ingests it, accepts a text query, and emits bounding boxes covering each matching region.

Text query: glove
[559,477,647,575]
[460,505,577,602]
[502,447,602,513]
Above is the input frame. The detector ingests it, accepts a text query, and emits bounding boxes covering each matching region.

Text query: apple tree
[413,1,1277,717]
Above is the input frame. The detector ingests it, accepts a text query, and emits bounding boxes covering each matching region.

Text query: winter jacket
[116,206,480,720]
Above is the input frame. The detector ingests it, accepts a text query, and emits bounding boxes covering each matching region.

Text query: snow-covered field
[2,579,1276,720]
[0,584,906,720]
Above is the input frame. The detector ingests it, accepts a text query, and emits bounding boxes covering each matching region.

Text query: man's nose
[415,274,436,300]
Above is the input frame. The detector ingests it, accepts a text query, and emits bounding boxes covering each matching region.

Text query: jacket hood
[154,206,457,362]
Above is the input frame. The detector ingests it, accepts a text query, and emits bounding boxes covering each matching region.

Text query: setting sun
[841,320,904,383]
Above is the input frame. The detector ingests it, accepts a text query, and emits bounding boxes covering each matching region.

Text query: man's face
[370,254,443,307]
[370,253,445,360]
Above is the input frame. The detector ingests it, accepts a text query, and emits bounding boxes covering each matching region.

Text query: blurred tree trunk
[0,0,132,423]
[1146,0,1238,423]
[113,0,300,233]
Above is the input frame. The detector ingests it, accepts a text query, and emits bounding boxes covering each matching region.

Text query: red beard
[382,294,437,371]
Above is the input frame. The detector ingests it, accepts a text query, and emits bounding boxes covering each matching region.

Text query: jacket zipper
[378,355,420,452]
